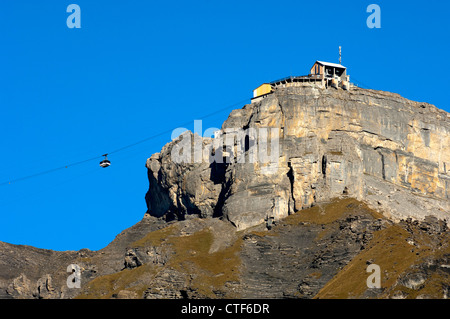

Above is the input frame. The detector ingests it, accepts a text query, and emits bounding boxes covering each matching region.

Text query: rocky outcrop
[0,216,168,299]
[239,199,386,298]
[0,241,80,299]
[145,85,450,230]
[1,85,449,299]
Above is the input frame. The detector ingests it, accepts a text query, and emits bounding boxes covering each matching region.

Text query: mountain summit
[146,84,449,230]
[1,83,449,299]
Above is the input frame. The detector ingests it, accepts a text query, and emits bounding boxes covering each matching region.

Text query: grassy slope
[315,213,450,299]
[76,222,242,299]
[314,225,421,298]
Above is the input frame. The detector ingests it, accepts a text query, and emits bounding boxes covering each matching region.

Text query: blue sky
[0,0,449,251]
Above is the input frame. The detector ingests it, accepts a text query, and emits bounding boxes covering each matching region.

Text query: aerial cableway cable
[0,97,250,187]
[0,79,377,187]
[351,77,374,90]
[107,97,250,155]
[0,155,103,186]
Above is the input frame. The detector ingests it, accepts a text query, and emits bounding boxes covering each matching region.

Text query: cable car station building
[252,60,351,103]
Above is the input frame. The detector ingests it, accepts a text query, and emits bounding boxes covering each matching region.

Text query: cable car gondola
[99,154,111,168]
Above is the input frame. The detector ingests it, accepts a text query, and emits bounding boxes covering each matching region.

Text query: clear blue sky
[0,0,449,251]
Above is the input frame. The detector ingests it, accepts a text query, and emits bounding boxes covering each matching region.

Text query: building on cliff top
[252,60,351,103]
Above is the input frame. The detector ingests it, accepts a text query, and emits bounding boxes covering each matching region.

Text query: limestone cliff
[145,85,450,229]
[1,85,449,300]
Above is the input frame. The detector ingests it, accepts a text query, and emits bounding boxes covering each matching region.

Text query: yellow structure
[253,83,273,99]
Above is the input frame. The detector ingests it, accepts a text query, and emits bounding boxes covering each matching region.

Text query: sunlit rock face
[146,85,450,229]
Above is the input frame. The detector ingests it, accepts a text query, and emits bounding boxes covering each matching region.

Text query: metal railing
[270,74,323,85]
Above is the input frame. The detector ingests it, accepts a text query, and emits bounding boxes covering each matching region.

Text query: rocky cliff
[1,84,449,299]
[145,85,450,229]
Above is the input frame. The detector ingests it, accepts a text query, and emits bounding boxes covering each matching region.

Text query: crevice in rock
[321,155,327,178]
[213,169,232,218]
[380,152,386,180]
[287,161,295,208]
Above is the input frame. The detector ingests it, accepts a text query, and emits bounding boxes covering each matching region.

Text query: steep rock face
[145,85,450,229]
[145,135,224,221]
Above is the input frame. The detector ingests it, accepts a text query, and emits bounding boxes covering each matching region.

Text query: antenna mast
[339,46,342,64]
